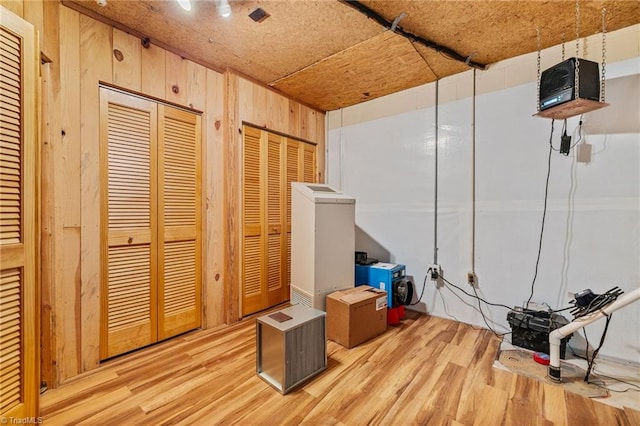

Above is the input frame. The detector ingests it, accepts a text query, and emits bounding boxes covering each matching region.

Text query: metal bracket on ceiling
[465,53,478,66]
[391,12,407,32]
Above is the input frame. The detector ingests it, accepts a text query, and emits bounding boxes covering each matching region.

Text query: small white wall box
[256,304,327,394]
[291,182,355,311]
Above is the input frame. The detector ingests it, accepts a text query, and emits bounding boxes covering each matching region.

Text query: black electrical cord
[410,274,428,306]
[440,281,512,337]
[570,116,584,150]
[471,283,505,338]
[584,315,612,383]
[568,344,640,392]
[525,119,555,309]
[441,276,575,340]
[338,0,486,70]
[441,277,513,310]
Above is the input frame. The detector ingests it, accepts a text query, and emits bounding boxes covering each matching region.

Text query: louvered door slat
[0,11,37,419]
[286,140,300,227]
[242,235,263,315]
[0,269,20,413]
[0,23,21,247]
[0,24,22,413]
[267,235,281,291]
[303,144,316,183]
[107,105,151,231]
[105,246,153,356]
[163,241,196,313]
[157,106,201,340]
[243,126,261,228]
[267,134,282,225]
[162,117,195,228]
[100,88,157,359]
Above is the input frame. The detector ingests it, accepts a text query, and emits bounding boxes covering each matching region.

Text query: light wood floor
[40,311,640,425]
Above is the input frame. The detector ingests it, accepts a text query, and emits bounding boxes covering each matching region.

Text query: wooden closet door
[100,89,158,359]
[265,133,284,307]
[0,7,39,418]
[284,139,301,301]
[241,126,264,316]
[302,142,317,183]
[282,139,316,302]
[241,127,317,316]
[157,106,201,340]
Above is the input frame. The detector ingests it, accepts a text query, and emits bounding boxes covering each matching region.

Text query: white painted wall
[326,25,640,364]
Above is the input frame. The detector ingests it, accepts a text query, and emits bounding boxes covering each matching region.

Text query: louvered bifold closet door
[241,126,264,316]
[100,89,158,359]
[0,8,38,419]
[302,143,316,183]
[157,106,201,340]
[265,133,284,307]
[284,139,301,301]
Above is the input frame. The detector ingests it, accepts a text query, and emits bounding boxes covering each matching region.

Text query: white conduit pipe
[548,287,640,381]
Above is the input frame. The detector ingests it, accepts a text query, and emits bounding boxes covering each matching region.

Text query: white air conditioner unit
[291,182,355,311]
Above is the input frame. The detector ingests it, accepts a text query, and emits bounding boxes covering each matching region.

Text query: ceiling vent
[249,8,270,23]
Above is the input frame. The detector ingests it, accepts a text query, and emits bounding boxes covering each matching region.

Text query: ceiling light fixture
[176,0,191,11]
[218,0,231,18]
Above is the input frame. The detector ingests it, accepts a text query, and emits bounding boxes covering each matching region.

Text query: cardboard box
[326,286,387,348]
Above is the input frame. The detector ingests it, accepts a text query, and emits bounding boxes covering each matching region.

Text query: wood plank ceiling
[65,0,640,111]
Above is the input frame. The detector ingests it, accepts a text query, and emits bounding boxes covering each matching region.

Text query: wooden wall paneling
[305,107,318,142]
[186,60,206,111]
[39,59,55,390]
[224,71,240,323]
[55,4,82,384]
[112,28,141,92]
[22,0,43,53]
[237,78,253,125]
[79,14,112,374]
[165,51,188,107]
[288,100,300,138]
[251,83,267,128]
[266,90,288,134]
[61,8,81,229]
[141,42,165,99]
[40,0,61,389]
[203,69,225,327]
[0,0,22,17]
[298,106,309,140]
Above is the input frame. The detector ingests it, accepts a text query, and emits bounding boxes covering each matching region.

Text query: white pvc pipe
[548,287,640,381]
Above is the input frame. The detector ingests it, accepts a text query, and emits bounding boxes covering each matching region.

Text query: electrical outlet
[467,272,476,287]
[427,264,441,280]
[577,143,592,163]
